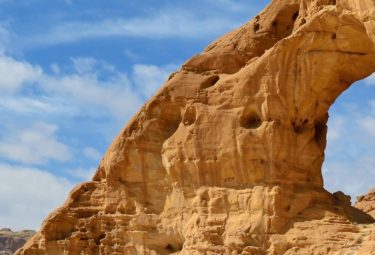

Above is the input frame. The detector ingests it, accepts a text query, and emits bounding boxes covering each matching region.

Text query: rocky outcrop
[0,229,35,255]
[16,0,375,254]
[356,189,375,218]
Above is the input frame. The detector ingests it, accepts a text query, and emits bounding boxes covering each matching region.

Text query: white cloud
[0,54,149,120]
[0,96,76,116]
[0,163,74,230]
[324,95,375,201]
[0,122,71,165]
[50,63,61,74]
[0,55,42,93]
[205,0,250,12]
[23,10,242,47]
[326,116,346,142]
[83,147,101,161]
[65,167,95,181]
[71,57,115,75]
[40,72,142,119]
[0,54,179,168]
[324,155,375,202]
[364,73,375,86]
[0,24,10,53]
[359,116,375,137]
[133,64,178,98]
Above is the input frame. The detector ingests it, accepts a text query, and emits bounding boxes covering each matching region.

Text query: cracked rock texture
[16,0,375,254]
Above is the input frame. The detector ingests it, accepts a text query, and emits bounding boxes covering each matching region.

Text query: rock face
[0,229,35,255]
[356,189,375,218]
[16,0,375,254]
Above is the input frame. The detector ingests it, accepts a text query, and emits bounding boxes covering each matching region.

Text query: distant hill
[0,229,35,255]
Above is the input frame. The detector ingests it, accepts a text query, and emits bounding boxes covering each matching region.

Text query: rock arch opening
[323,75,375,203]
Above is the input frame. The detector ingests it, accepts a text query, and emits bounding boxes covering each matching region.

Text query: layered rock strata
[16,0,375,254]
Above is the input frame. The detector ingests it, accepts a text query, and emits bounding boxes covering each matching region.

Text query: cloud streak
[22,10,243,47]
[0,55,42,93]
[0,122,71,165]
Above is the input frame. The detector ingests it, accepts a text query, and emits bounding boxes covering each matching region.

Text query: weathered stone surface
[356,189,375,218]
[16,0,375,254]
[0,228,35,255]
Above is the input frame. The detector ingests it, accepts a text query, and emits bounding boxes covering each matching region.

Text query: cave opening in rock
[323,75,375,203]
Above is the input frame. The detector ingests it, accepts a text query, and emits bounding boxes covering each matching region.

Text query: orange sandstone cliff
[16,0,375,254]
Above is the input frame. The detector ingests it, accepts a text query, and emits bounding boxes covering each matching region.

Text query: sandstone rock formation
[0,228,35,255]
[356,189,375,218]
[16,0,375,254]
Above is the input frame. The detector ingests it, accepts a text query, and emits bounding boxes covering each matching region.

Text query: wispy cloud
[0,54,42,93]
[132,64,178,98]
[0,163,73,230]
[0,96,76,116]
[0,54,177,168]
[204,0,254,12]
[0,122,72,165]
[0,55,176,120]
[83,147,101,161]
[64,167,96,182]
[326,116,346,143]
[0,24,9,53]
[364,73,375,86]
[359,116,375,137]
[22,10,243,47]
[324,94,375,200]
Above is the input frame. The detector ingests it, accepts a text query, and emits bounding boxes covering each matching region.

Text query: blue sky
[0,0,373,231]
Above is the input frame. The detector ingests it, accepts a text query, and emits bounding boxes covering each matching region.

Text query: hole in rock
[292,11,299,21]
[240,110,262,129]
[95,233,106,245]
[329,0,336,5]
[200,75,220,89]
[292,119,309,133]
[254,23,260,32]
[314,117,327,146]
[183,106,196,126]
[165,244,174,252]
[323,77,375,205]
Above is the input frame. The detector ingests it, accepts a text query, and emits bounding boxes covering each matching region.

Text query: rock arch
[17,0,375,254]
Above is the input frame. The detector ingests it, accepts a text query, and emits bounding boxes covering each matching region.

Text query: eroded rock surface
[356,189,375,218]
[0,228,35,255]
[16,0,375,254]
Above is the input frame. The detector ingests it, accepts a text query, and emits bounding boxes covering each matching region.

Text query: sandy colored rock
[16,0,375,254]
[356,189,375,218]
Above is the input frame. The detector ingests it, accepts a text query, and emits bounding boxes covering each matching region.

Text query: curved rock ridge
[16,0,375,254]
